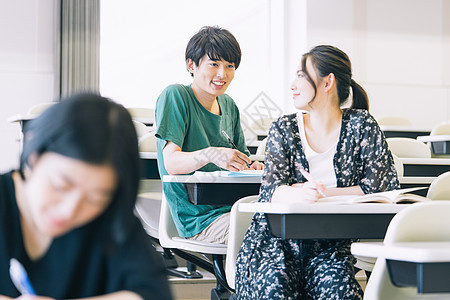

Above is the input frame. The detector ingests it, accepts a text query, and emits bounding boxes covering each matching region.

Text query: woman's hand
[271,182,326,203]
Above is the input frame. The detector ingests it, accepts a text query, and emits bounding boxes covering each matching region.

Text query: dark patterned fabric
[234,109,399,299]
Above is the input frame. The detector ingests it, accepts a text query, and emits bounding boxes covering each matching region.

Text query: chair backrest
[392,154,404,177]
[27,102,55,115]
[135,191,163,239]
[386,137,431,158]
[255,137,267,156]
[377,116,412,126]
[138,132,158,152]
[364,201,450,299]
[384,201,450,244]
[158,192,227,254]
[225,195,258,289]
[426,171,450,200]
[430,121,450,136]
[250,117,276,131]
[133,120,150,138]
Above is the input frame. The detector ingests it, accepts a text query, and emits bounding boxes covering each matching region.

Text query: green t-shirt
[155,84,250,238]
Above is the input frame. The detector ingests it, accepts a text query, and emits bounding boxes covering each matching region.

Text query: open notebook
[317,187,430,204]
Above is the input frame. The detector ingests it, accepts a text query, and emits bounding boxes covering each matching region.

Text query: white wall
[305,0,450,128]
[0,0,56,172]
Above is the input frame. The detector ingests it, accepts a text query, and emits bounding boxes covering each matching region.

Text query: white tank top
[297,112,338,188]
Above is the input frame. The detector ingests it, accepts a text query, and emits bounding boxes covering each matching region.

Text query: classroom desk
[400,157,450,177]
[140,152,160,179]
[380,125,431,139]
[351,241,450,293]
[163,173,261,206]
[162,173,427,206]
[7,113,36,135]
[239,202,407,239]
[417,135,450,156]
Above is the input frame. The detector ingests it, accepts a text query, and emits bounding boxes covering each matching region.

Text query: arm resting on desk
[162,141,253,173]
[271,184,363,203]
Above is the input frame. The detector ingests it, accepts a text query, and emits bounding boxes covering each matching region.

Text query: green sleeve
[155,85,188,148]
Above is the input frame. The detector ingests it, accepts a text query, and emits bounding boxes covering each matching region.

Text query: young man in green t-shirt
[155,26,263,244]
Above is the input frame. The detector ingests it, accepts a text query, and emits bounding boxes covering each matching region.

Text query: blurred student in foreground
[0,93,172,300]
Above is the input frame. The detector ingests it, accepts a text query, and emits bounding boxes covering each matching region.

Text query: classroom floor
[168,262,367,300]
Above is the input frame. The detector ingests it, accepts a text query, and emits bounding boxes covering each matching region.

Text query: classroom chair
[127,107,155,126]
[158,192,232,299]
[426,171,450,200]
[377,116,412,127]
[427,121,450,158]
[133,120,150,138]
[250,117,276,132]
[430,121,450,136]
[225,195,258,291]
[255,137,267,156]
[353,154,404,278]
[138,132,158,152]
[135,188,205,279]
[386,137,431,158]
[26,102,55,115]
[361,201,450,299]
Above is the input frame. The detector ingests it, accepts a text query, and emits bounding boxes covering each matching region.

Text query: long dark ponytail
[301,45,369,110]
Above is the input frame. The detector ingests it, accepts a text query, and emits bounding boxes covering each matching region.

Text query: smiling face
[291,57,318,110]
[23,152,116,238]
[187,55,236,102]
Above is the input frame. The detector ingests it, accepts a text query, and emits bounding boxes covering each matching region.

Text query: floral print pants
[233,218,364,300]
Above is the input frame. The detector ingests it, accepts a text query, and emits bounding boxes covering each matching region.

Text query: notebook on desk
[317,187,429,204]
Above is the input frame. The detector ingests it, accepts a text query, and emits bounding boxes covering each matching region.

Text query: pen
[9,258,36,295]
[299,168,327,197]
[221,130,251,168]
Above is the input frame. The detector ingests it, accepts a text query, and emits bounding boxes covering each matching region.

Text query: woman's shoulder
[273,113,297,127]
[343,108,377,125]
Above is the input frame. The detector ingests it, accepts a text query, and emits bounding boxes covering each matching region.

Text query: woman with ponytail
[233,45,399,299]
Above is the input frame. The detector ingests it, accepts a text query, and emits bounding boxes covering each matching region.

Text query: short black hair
[185,26,241,74]
[20,93,140,245]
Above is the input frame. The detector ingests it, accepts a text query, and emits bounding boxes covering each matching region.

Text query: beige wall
[305,0,450,128]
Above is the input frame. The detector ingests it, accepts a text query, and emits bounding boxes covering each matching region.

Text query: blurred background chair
[138,132,158,152]
[426,171,450,200]
[249,117,276,132]
[377,116,412,127]
[362,201,450,299]
[27,102,55,115]
[427,121,450,158]
[386,137,431,158]
[430,121,450,136]
[127,107,155,128]
[133,120,150,139]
